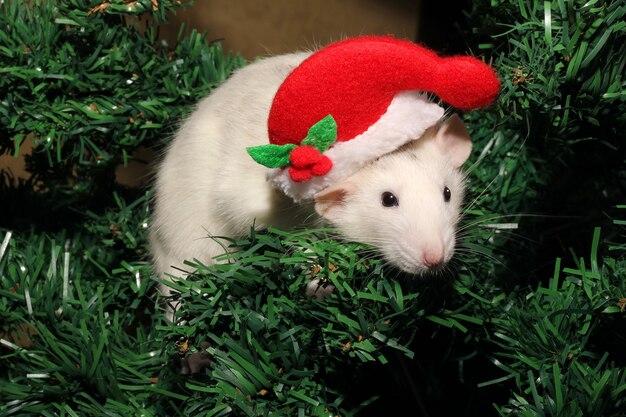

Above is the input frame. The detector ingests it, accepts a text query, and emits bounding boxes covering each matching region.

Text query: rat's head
[314,115,472,275]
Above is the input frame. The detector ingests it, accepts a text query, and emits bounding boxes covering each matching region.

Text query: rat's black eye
[443,186,451,202]
[381,191,399,207]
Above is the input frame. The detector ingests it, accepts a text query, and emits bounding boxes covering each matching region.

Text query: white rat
[149,49,473,305]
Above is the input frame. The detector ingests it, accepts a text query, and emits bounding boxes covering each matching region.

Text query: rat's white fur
[314,125,468,275]
[150,51,471,308]
[150,52,314,298]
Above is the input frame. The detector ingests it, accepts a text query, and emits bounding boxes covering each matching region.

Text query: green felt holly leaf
[301,115,338,152]
[246,143,297,168]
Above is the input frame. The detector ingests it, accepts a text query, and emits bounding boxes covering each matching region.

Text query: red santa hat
[247,36,500,202]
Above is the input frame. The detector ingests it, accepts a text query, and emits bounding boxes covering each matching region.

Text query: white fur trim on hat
[267,92,444,202]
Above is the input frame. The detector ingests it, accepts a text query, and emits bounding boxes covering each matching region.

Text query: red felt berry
[311,155,333,177]
[289,166,312,182]
[289,145,322,168]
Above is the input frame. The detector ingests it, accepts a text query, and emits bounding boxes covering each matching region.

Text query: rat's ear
[314,181,357,220]
[434,114,473,168]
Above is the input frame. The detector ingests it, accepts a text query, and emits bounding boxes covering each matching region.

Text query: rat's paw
[306,278,335,300]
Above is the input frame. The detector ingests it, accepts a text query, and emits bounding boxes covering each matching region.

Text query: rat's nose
[422,250,444,269]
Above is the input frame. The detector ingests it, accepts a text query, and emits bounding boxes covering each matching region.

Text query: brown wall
[163,0,420,60]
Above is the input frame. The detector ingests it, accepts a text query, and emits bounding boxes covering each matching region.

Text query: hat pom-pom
[434,56,500,110]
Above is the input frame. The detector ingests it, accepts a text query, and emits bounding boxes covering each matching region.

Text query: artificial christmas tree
[1,0,624,416]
